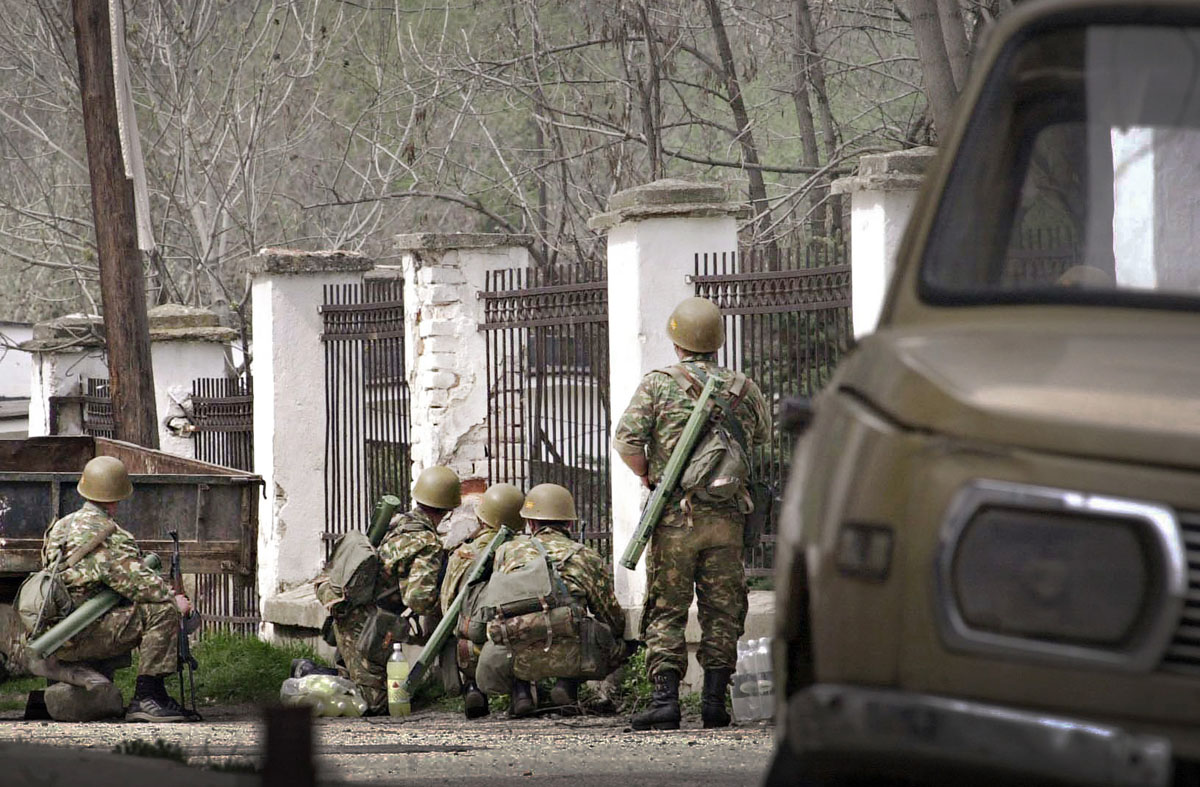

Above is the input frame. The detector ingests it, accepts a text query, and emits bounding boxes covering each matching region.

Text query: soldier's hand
[175,593,193,616]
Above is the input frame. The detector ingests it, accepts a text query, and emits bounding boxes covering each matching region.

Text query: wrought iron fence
[692,247,852,576]
[191,376,253,471]
[1004,226,1082,285]
[82,377,114,438]
[480,267,612,559]
[321,278,412,556]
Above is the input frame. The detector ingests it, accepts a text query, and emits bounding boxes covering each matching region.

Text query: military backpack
[16,520,117,636]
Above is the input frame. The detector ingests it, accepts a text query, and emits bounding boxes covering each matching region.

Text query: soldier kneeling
[474,483,628,717]
[18,457,196,722]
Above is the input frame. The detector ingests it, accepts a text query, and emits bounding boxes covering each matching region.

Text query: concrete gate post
[392,233,532,546]
[250,249,373,619]
[589,179,743,610]
[831,147,935,338]
[147,304,236,459]
[22,316,109,437]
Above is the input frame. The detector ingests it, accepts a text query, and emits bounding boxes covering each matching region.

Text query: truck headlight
[935,480,1186,672]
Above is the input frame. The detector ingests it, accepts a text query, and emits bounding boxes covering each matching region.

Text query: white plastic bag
[279,674,368,717]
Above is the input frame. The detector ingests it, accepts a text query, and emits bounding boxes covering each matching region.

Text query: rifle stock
[619,375,717,570]
[402,525,512,694]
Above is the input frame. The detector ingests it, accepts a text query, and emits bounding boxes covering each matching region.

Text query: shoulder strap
[63,521,118,569]
[684,365,751,452]
[532,538,576,608]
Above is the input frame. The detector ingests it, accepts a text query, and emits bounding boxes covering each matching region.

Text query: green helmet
[412,466,462,510]
[667,297,724,353]
[476,483,525,528]
[521,483,577,522]
[77,456,133,503]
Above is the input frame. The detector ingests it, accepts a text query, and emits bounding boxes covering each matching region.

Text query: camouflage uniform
[315,508,445,712]
[476,527,625,693]
[613,354,771,678]
[39,502,179,676]
[441,524,500,679]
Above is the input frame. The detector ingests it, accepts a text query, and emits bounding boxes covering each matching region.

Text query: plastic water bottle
[731,638,757,723]
[387,643,411,716]
[752,636,775,721]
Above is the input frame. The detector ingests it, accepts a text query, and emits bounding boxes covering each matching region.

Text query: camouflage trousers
[329,605,388,714]
[643,516,747,678]
[56,600,180,677]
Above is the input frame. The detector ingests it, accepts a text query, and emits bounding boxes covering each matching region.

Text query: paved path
[0,705,774,786]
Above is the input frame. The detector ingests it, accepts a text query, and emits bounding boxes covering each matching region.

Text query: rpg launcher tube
[619,375,717,570]
[28,553,162,660]
[367,494,403,547]
[403,525,512,694]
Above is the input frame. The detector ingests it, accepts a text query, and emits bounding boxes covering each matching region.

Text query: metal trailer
[0,436,260,604]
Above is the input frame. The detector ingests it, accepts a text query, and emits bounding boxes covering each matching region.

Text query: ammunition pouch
[16,570,74,636]
[355,608,410,666]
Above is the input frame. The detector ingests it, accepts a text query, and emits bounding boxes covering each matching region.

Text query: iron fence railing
[320,278,412,557]
[480,266,612,559]
[191,376,253,472]
[692,247,852,577]
[81,377,114,439]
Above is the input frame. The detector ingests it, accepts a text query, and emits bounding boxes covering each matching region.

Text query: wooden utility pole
[73,0,159,448]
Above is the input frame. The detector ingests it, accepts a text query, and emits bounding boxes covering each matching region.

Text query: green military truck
[770,1,1200,785]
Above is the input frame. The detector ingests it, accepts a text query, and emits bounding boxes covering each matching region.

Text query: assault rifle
[169,531,201,717]
[401,525,512,695]
[619,375,717,570]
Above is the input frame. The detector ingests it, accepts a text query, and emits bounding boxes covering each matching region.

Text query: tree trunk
[910,0,960,139]
[938,0,971,89]
[637,2,664,180]
[790,0,824,236]
[702,0,773,253]
[73,0,159,449]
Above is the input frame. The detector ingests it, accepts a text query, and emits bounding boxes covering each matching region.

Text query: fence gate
[480,267,612,559]
[81,377,114,438]
[191,376,253,471]
[321,278,413,556]
[692,247,852,577]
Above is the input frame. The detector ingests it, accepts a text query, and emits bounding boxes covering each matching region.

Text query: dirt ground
[0,702,774,786]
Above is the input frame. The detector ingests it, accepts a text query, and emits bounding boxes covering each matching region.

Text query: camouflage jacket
[613,353,772,526]
[377,508,445,616]
[41,502,173,605]
[495,527,625,636]
[440,524,500,613]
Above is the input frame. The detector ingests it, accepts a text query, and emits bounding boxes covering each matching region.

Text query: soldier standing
[614,297,771,730]
[312,466,460,713]
[475,483,627,717]
[440,482,525,719]
[35,456,196,722]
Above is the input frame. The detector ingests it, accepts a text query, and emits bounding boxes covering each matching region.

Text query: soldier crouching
[475,483,629,717]
[22,456,197,722]
[310,466,459,714]
[440,482,525,719]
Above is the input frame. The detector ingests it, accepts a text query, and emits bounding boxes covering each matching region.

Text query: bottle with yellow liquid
[387,642,411,716]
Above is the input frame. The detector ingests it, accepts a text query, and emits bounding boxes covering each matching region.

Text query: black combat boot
[630,670,681,731]
[549,677,578,707]
[462,680,489,719]
[510,679,535,718]
[701,668,733,728]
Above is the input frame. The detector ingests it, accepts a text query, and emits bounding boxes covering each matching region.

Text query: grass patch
[112,738,187,763]
[112,632,328,707]
[0,676,46,712]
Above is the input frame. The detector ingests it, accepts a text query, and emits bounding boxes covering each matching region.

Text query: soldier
[34,456,196,722]
[614,297,771,730]
[475,483,627,717]
[441,482,525,719]
[311,466,460,713]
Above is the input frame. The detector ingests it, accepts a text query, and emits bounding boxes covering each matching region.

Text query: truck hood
[842,323,1200,472]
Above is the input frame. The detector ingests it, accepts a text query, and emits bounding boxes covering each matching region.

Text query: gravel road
[0,704,774,786]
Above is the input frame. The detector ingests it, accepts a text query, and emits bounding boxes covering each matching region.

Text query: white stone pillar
[147,305,236,459]
[832,147,934,338]
[589,179,744,608]
[394,233,532,546]
[251,249,373,611]
[21,316,109,437]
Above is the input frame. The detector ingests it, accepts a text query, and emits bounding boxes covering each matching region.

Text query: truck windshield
[921,25,1200,306]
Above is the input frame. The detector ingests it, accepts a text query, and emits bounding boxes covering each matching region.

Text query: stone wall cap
[22,314,105,351]
[250,248,373,276]
[394,232,533,251]
[148,303,218,330]
[831,146,936,195]
[608,179,730,211]
[588,200,748,231]
[149,325,238,343]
